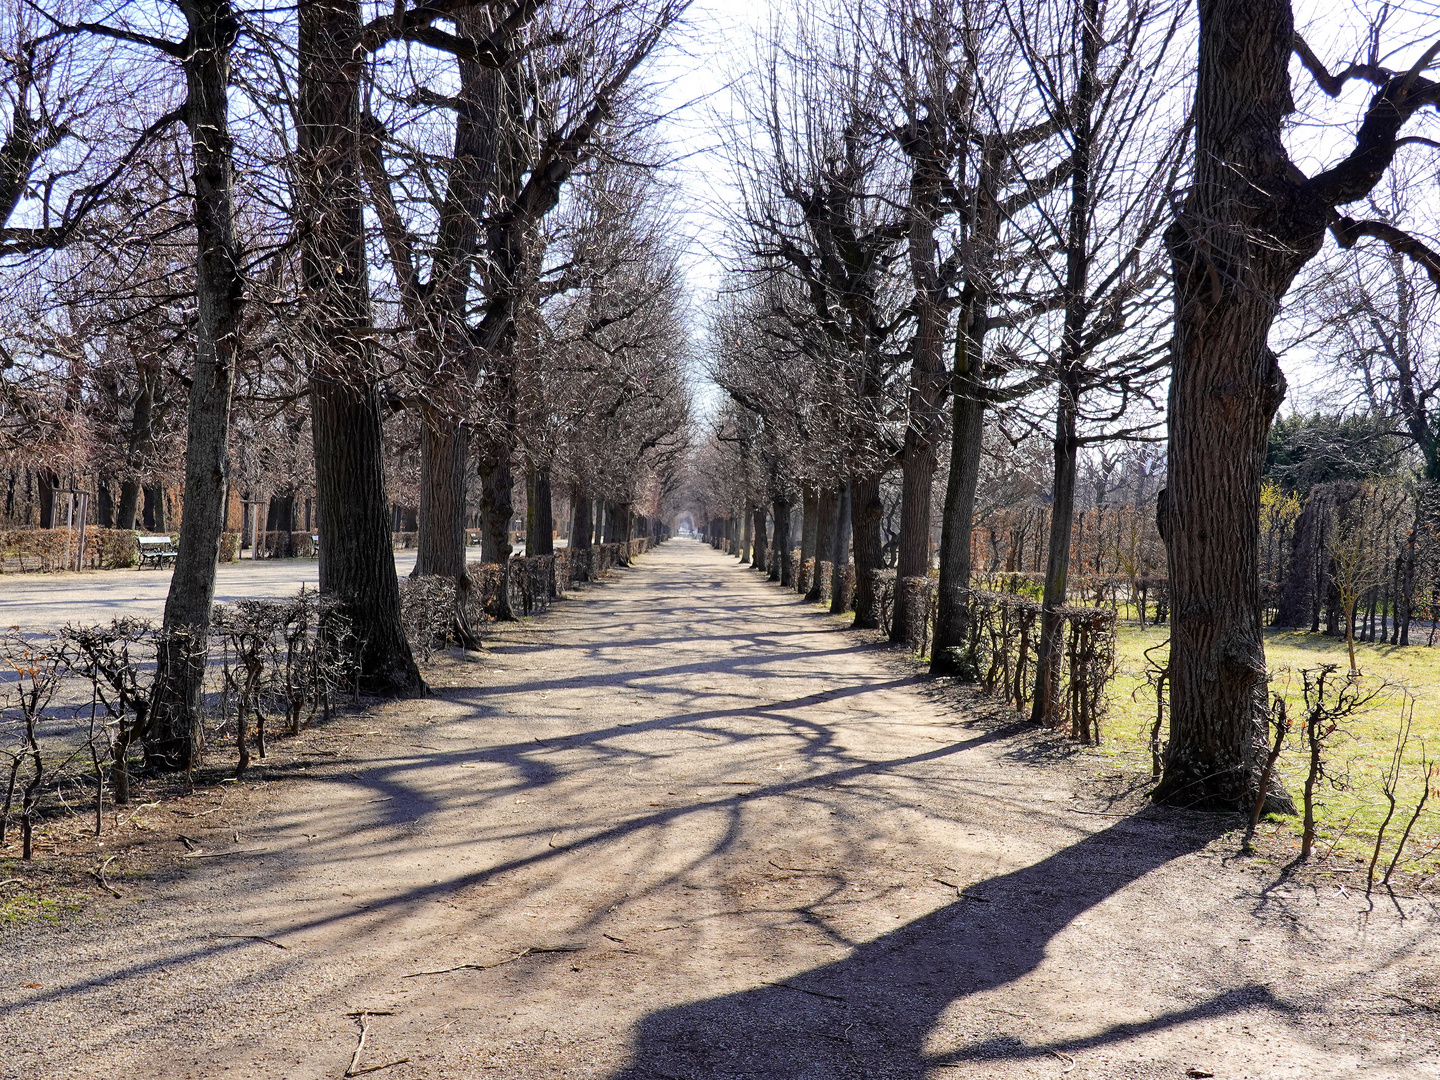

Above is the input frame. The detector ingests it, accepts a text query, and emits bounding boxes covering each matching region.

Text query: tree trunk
[770,498,791,584]
[477,431,514,564]
[297,0,420,698]
[532,464,554,556]
[799,485,819,590]
[831,485,852,615]
[808,489,836,602]
[1155,0,1317,809]
[145,0,248,771]
[751,505,766,570]
[97,482,114,529]
[1032,379,1080,726]
[849,474,882,627]
[116,478,141,531]
[415,418,469,579]
[931,340,987,676]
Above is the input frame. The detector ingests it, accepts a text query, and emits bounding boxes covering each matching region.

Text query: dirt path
[5,540,1438,1079]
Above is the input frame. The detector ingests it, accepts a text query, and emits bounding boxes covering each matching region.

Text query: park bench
[137,535,177,568]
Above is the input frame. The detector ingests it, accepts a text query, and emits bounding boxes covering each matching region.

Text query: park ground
[1,540,1438,1079]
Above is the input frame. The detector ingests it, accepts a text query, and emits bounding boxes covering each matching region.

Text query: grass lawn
[1106,625,1440,878]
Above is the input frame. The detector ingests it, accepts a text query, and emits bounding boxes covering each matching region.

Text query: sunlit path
[1,540,1433,1079]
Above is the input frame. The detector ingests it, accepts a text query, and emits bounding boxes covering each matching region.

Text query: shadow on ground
[610,809,1291,1078]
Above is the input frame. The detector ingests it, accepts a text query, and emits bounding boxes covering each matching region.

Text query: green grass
[1108,626,1440,875]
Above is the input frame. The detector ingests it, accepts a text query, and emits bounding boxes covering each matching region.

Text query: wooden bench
[137,535,177,568]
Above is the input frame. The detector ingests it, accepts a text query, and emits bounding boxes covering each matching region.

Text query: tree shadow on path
[611,809,1294,1079]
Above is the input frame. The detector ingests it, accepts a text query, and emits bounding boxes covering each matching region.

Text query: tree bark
[751,504,766,570]
[1155,0,1304,808]
[849,473,882,627]
[531,464,554,556]
[477,430,514,564]
[931,316,988,676]
[808,488,837,603]
[831,484,852,615]
[145,0,248,770]
[297,0,421,697]
[770,497,791,584]
[416,419,469,580]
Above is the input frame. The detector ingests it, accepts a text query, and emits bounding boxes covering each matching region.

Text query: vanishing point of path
[5,540,1437,1079]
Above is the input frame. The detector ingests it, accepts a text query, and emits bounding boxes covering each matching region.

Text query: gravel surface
[3,539,1437,1079]
[0,548,485,630]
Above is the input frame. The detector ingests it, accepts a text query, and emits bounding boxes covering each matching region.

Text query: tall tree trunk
[1155,0,1307,809]
[799,485,819,587]
[808,488,837,603]
[1032,0,1099,728]
[97,482,113,529]
[145,0,247,771]
[297,0,420,697]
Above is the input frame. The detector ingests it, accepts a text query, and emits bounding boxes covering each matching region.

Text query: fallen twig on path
[214,934,288,950]
[0,878,21,887]
[181,847,265,859]
[89,856,121,898]
[402,944,585,978]
[1051,1049,1076,1072]
[761,980,846,1003]
[769,860,825,873]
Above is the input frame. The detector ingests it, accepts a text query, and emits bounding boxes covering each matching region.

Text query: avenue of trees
[2,0,1440,816]
[691,0,1440,811]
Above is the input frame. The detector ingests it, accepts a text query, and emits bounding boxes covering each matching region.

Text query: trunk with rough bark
[849,474,882,626]
[416,420,469,580]
[770,498,792,584]
[296,0,420,697]
[932,321,989,676]
[477,432,514,564]
[799,485,819,586]
[145,0,248,770]
[531,465,554,556]
[1156,0,1337,808]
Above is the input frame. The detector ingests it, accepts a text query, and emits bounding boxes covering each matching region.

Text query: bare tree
[1156,4,1440,809]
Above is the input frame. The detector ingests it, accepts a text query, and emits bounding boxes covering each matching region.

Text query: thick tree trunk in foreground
[145,0,247,771]
[297,0,420,697]
[1154,0,1390,808]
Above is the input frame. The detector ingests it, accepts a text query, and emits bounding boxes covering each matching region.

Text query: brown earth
[3,539,1438,1080]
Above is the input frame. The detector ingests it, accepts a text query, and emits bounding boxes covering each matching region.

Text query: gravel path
[3,539,1437,1079]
